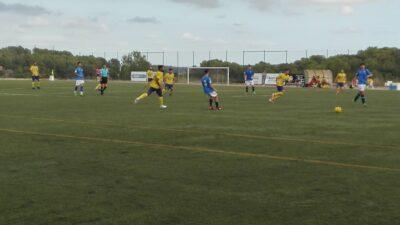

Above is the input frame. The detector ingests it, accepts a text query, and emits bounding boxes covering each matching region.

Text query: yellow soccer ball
[335,106,343,113]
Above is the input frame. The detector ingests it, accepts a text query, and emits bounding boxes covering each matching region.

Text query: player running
[335,69,347,94]
[367,77,375,89]
[354,63,373,106]
[95,67,101,91]
[74,62,85,96]
[30,62,40,90]
[135,65,167,109]
[100,65,109,95]
[269,70,290,103]
[147,66,154,83]
[244,65,256,94]
[164,68,176,96]
[202,69,222,110]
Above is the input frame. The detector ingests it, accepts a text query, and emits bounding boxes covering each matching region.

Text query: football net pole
[186,67,230,85]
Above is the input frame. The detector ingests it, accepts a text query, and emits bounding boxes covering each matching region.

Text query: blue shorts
[337,82,345,88]
[147,87,162,97]
[277,86,284,92]
[32,76,40,82]
[165,84,174,90]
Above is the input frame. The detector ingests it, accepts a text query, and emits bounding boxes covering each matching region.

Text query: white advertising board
[131,71,147,83]
[253,73,263,85]
[265,73,279,85]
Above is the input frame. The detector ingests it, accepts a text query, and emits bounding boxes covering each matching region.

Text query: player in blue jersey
[202,69,222,110]
[354,63,373,106]
[244,65,256,94]
[74,62,85,96]
[99,64,109,95]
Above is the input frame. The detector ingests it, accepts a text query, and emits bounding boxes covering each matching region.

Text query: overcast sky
[0,0,398,64]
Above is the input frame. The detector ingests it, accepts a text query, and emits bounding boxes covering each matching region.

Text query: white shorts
[245,80,255,86]
[209,91,218,98]
[75,80,85,86]
[358,84,366,92]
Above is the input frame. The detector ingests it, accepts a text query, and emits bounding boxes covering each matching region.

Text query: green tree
[120,51,151,80]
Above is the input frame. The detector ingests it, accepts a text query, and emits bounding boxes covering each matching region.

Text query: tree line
[201,47,400,84]
[0,46,150,80]
[0,46,399,84]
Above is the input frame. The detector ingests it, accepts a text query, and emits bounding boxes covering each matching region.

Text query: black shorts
[32,76,40,82]
[165,84,174,90]
[337,82,345,88]
[147,87,163,97]
[101,77,108,84]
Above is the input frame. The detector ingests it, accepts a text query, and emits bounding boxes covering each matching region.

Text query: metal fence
[2,44,358,66]
[81,49,357,67]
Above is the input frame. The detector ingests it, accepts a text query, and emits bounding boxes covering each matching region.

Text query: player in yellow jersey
[335,70,347,94]
[163,68,176,96]
[30,62,40,90]
[135,65,167,109]
[269,70,290,103]
[147,66,154,82]
[367,77,374,89]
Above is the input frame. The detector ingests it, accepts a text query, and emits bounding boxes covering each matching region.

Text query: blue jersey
[245,69,254,81]
[356,69,371,85]
[201,75,214,93]
[75,67,84,80]
[101,68,109,78]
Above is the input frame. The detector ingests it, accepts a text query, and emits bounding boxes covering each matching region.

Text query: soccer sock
[246,86,249,92]
[159,97,164,106]
[74,86,78,91]
[215,101,219,108]
[80,86,84,94]
[274,92,283,100]
[354,93,361,102]
[137,93,148,100]
[209,99,213,107]
[361,95,366,104]
[37,82,40,88]
[252,86,255,92]
[32,82,35,88]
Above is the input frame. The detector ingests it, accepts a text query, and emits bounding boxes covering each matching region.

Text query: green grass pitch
[1,80,400,225]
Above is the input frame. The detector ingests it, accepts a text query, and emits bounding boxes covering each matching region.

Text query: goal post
[186,67,230,85]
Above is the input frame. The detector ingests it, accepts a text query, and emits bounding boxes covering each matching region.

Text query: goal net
[181,67,230,85]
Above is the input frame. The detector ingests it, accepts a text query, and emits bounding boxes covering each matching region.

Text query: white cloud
[18,17,51,28]
[62,18,109,33]
[180,32,229,46]
[181,32,204,42]
[243,0,379,14]
[127,16,160,24]
[340,5,354,15]
[168,0,222,8]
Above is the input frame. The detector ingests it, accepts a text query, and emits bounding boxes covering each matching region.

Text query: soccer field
[1,80,400,225]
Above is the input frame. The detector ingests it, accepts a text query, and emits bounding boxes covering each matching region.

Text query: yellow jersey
[30,65,39,76]
[336,73,347,83]
[276,73,290,87]
[149,71,164,89]
[147,70,154,80]
[164,73,175,85]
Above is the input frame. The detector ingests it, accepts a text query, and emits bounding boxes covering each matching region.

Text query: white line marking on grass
[0,92,36,96]
[0,114,399,151]
[0,128,399,172]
